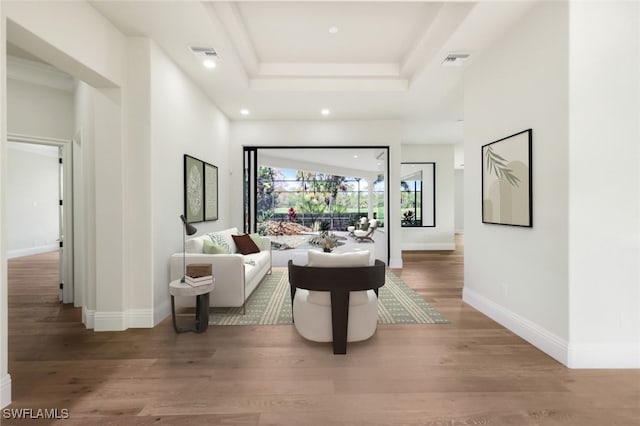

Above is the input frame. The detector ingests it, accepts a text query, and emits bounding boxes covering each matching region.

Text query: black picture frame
[204,162,218,221]
[184,154,204,223]
[481,129,533,227]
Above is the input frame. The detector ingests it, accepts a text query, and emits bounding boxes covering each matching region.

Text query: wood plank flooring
[5,238,640,425]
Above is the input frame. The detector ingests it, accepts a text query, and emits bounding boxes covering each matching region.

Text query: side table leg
[171,295,186,334]
[195,293,210,333]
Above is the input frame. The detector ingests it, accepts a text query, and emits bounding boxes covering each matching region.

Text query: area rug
[209,269,448,325]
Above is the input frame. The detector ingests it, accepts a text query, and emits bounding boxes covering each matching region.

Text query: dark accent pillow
[232,234,260,255]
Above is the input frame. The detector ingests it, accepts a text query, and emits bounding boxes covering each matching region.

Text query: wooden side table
[169,279,215,333]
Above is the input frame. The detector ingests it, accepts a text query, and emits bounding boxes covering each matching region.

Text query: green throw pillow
[208,232,232,253]
[203,239,227,254]
[249,233,262,251]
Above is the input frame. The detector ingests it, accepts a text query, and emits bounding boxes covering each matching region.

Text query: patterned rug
[209,269,448,325]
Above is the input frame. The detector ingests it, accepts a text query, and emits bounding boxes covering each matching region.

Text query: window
[401,162,435,227]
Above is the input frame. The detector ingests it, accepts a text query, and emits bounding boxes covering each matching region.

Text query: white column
[93,88,127,331]
[1,1,13,408]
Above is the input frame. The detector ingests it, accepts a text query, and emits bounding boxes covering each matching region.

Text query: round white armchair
[287,251,386,354]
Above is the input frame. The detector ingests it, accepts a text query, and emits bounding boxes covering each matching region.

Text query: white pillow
[307,250,370,267]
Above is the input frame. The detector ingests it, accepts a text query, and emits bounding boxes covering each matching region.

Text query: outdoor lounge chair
[353,219,378,242]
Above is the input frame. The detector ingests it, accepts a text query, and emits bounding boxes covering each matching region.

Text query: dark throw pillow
[232,234,260,255]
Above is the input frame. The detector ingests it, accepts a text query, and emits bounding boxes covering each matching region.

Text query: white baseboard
[82,307,95,329]
[401,243,456,251]
[568,342,640,368]
[463,287,569,366]
[1,374,11,409]
[93,311,126,332]
[126,309,154,328]
[84,308,159,330]
[7,244,58,259]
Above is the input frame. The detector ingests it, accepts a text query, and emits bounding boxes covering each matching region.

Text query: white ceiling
[20,1,535,144]
[259,147,386,178]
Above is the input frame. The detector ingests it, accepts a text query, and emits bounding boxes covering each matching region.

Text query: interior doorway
[7,135,74,304]
[243,146,390,264]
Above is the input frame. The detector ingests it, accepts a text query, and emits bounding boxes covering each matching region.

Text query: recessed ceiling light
[328,26,338,34]
[203,59,216,69]
[353,154,359,159]
[377,162,381,166]
[321,108,331,116]
[240,108,250,116]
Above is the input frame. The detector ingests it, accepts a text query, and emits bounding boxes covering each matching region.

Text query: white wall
[464,2,570,364]
[567,1,640,368]
[7,78,73,140]
[149,41,231,323]
[124,38,152,325]
[230,120,403,267]
[5,74,74,259]
[401,144,455,250]
[6,143,59,258]
[454,169,464,233]
[6,2,127,333]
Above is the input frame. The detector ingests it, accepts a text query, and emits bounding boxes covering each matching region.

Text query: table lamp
[180,214,197,283]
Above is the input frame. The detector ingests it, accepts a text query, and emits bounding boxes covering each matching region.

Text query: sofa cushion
[306,250,371,306]
[203,239,227,254]
[232,234,260,255]
[207,228,238,254]
[185,235,208,254]
[249,233,262,250]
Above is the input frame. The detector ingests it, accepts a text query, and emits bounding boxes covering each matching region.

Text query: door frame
[7,133,74,303]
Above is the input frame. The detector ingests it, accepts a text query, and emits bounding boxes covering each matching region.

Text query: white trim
[7,55,74,92]
[568,342,640,369]
[0,374,11,409]
[455,229,464,234]
[463,287,569,366]
[401,243,456,251]
[126,309,154,328]
[82,307,95,329]
[93,311,126,332]
[7,244,58,259]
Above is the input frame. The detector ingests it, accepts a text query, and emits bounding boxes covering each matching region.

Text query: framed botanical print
[204,162,218,221]
[482,129,532,227]
[184,155,204,223]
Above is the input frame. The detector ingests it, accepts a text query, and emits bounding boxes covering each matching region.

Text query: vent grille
[189,46,217,57]
[441,53,469,66]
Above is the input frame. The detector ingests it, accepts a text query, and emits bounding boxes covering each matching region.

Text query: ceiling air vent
[189,46,217,58]
[441,53,469,67]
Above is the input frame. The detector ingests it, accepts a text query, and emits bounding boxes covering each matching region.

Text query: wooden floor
[6,237,640,425]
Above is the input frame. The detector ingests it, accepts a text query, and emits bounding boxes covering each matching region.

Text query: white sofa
[170,227,271,308]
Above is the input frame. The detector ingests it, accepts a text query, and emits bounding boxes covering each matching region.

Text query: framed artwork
[482,129,532,227]
[204,162,218,221]
[184,155,204,223]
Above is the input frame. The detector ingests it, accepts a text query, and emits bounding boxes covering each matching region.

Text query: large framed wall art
[482,129,532,227]
[184,155,204,223]
[204,162,219,221]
